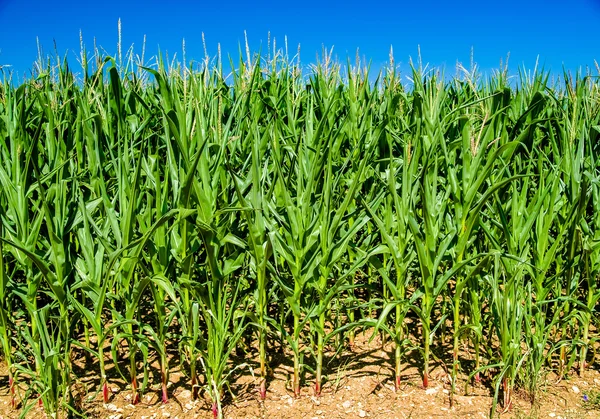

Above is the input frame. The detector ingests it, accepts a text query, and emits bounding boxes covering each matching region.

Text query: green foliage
[0,41,599,419]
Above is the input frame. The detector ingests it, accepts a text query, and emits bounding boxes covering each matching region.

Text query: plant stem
[315,311,325,396]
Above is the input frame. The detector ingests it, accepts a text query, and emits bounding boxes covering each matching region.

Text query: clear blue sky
[0,0,599,79]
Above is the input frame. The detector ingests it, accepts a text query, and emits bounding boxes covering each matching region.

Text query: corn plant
[523,165,580,398]
[266,101,324,396]
[0,38,600,419]
[0,233,15,408]
[580,171,600,375]
[364,123,417,390]
[483,173,543,412]
[226,63,274,399]
[442,96,520,401]
[486,253,527,414]
[407,71,457,388]
[310,104,381,395]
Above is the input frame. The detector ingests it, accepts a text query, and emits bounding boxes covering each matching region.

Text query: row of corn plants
[0,43,599,418]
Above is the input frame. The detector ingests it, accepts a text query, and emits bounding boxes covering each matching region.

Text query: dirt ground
[0,332,599,419]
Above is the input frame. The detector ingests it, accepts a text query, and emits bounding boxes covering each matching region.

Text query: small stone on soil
[105,403,121,412]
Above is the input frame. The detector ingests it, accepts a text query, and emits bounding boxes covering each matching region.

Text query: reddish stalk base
[314,382,321,396]
[162,384,169,404]
[582,361,588,371]
[191,376,199,400]
[9,377,15,409]
[102,382,109,403]
[474,372,481,384]
[395,375,401,391]
[293,371,300,398]
[161,370,169,404]
[132,378,140,405]
[259,379,267,400]
[212,402,219,418]
[501,378,513,413]
[423,372,429,389]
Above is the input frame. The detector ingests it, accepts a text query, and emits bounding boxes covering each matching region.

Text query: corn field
[0,43,600,418]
